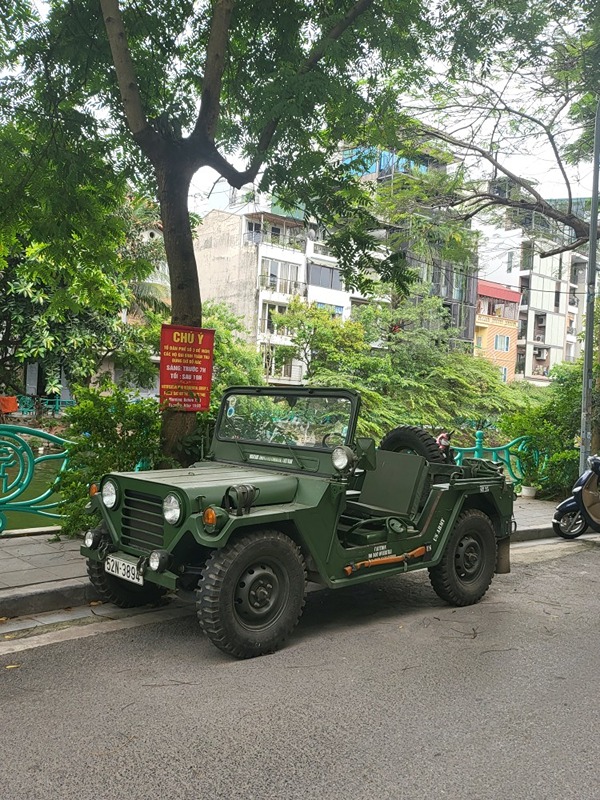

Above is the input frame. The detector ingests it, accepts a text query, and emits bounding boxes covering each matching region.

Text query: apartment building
[475,280,521,382]
[476,207,587,385]
[194,202,358,384]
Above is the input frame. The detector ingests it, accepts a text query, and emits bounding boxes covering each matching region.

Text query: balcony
[244,231,304,251]
[520,289,529,306]
[259,317,290,337]
[568,295,579,308]
[259,274,307,296]
[265,363,304,385]
[567,325,576,336]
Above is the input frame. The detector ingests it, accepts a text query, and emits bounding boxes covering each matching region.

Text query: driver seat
[345,450,428,519]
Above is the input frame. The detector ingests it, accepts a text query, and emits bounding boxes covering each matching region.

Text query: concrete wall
[194,210,259,341]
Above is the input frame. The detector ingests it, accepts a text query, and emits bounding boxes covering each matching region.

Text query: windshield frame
[214,386,361,453]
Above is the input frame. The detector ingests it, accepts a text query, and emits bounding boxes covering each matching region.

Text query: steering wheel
[321,432,346,447]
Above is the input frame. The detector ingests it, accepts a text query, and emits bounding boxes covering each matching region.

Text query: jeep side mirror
[355,437,376,471]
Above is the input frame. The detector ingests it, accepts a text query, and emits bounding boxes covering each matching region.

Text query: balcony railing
[312,241,334,257]
[244,231,304,251]
[259,317,291,336]
[259,274,307,296]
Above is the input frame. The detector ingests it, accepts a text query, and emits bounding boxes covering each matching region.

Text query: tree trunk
[156,157,203,465]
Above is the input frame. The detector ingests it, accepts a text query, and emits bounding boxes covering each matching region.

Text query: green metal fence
[0,425,71,533]
[453,432,540,487]
[0,425,541,533]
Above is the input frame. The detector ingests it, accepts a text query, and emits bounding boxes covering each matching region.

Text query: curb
[1,527,555,619]
[0,578,100,619]
[511,526,554,543]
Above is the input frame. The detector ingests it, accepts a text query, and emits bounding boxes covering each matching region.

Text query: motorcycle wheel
[552,510,587,539]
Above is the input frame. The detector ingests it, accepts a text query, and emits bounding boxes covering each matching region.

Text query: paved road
[2,538,600,800]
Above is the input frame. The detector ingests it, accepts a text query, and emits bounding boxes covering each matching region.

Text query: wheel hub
[235,563,282,626]
[455,534,483,581]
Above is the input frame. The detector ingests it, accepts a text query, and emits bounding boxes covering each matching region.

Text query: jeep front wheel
[196,530,307,659]
[428,510,496,606]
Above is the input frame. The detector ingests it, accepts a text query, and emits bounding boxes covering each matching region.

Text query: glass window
[218,390,355,450]
[308,264,342,290]
[494,334,510,352]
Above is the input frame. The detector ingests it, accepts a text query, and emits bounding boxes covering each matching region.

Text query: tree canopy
[2,0,591,456]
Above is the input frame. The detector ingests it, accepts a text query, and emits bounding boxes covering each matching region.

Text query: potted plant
[518,448,541,498]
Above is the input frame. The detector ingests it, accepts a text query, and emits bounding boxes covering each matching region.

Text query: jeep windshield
[217,388,357,450]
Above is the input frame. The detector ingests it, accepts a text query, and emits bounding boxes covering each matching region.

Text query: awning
[478,279,521,303]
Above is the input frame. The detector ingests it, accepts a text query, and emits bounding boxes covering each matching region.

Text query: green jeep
[81,386,514,658]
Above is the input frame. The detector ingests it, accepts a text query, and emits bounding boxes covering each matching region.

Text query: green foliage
[274,287,525,439]
[58,385,164,536]
[499,361,582,497]
[272,298,370,379]
[176,302,265,461]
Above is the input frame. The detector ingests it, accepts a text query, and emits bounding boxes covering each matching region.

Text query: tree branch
[216,0,376,185]
[194,0,235,141]
[540,237,589,258]
[99,0,162,159]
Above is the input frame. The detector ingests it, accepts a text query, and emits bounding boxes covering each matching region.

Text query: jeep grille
[122,489,164,552]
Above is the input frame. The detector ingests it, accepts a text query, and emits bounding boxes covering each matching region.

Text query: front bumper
[81,545,179,590]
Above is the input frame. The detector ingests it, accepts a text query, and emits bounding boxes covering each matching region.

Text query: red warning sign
[159,324,215,412]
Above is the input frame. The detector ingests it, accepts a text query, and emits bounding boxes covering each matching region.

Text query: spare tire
[380,425,445,463]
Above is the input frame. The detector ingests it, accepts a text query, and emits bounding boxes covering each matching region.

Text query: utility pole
[580,97,600,472]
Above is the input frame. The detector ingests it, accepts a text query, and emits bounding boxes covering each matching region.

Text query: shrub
[57,384,164,536]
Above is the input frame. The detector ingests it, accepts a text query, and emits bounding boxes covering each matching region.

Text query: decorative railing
[0,425,544,533]
[454,432,541,486]
[17,395,75,415]
[0,425,71,533]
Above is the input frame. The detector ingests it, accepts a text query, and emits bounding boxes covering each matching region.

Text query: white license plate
[105,555,144,585]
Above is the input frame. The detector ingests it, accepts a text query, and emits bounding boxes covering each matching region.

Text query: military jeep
[81,386,514,659]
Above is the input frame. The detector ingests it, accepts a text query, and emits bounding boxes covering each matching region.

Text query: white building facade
[194,204,361,384]
[475,216,586,385]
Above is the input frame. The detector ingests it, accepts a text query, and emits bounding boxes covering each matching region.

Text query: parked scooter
[552,455,600,539]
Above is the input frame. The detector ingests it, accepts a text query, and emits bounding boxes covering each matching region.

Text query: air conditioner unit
[535,335,544,342]
[533,347,547,360]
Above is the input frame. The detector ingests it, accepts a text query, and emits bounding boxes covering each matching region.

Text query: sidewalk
[0,497,559,619]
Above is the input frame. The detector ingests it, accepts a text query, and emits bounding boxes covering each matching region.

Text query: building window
[475,335,483,348]
[452,271,467,302]
[316,302,343,317]
[261,302,288,334]
[521,242,533,270]
[494,334,510,352]
[246,220,262,244]
[499,366,508,382]
[308,263,343,290]
[507,251,513,272]
[260,258,300,294]
[554,283,561,312]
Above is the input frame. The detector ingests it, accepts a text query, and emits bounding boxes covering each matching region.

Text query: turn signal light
[89,483,99,497]
[203,507,217,527]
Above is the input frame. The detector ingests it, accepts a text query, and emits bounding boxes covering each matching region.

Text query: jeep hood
[111,461,299,506]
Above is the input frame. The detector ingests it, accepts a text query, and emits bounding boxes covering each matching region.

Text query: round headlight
[101,480,118,509]
[332,446,352,472]
[163,493,182,525]
[84,530,96,548]
[148,550,169,572]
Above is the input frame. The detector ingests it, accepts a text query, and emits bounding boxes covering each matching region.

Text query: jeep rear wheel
[380,425,444,462]
[428,510,496,606]
[86,559,168,608]
[196,530,307,659]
